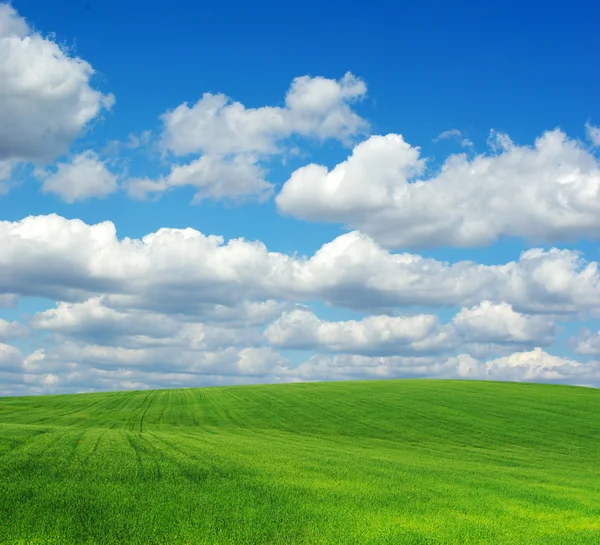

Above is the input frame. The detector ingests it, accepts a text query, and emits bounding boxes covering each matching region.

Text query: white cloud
[586,123,600,147]
[283,73,368,143]
[0,342,23,372]
[2,216,600,318]
[130,73,367,203]
[18,295,296,394]
[277,134,426,226]
[475,347,596,383]
[161,72,367,157]
[0,213,596,394]
[572,328,600,356]
[277,128,600,248]
[264,303,557,357]
[125,130,152,150]
[451,301,556,345]
[23,340,598,395]
[33,296,287,331]
[127,153,272,203]
[35,151,118,202]
[19,343,292,393]
[433,128,474,149]
[0,214,283,310]
[287,231,600,315]
[434,129,462,142]
[289,348,600,386]
[0,318,26,341]
[31,297,264,350]
[0,4,114,163]
[288,353,447,382]
[265,308,453,356]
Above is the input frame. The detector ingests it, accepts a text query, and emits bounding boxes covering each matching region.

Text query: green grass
[0,380,599,544]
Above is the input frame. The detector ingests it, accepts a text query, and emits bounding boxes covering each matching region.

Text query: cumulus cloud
[14,343,292,396]
[0,318,27,341]
[572,328,600,356]
[287,231,600,314]
[127,73,367,203]
[0,342,23,372]
[48,342,288,376]
[31,297,264,350]
[277,128,600,248]
[161,72,367,156]
[2,215,600,317]
[290,348,599,386]
[0,4,114,164]
[127,153,272,203]
[15,338,598,396]
[451,301,556,346]
[288,353,447,382]
[35,151,118,202]
[265,308,453,356]
[264,303,556,357]
[469,347,597,383]
[1,214,600,393]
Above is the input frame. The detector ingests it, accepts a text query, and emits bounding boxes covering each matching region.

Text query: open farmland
[0,380,599,544]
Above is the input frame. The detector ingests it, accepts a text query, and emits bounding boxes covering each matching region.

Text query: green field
[0,380,599,544]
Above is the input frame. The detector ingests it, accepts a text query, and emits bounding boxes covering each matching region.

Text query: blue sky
[0,0,599,394]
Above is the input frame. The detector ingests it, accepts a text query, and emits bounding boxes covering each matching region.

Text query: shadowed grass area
[0,379,599,543]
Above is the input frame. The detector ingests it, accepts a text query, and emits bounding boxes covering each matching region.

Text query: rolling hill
[0,379,599,544]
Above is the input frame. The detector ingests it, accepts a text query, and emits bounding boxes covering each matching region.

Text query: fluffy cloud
[265,308,453,356]
[35,151,118,202]
[289,353,448,382]
[161,72,367,156]
[277,128,600,248]
[5,341,598,396]
[290,348,599,386]
[39,342,288,376]
[127,153,272,203]
[0,318,26,341]
[0,5,114,163]
[264,303,556,357]
[0,342,23,372]
[572,328,600,356]
[128,73,367,203]
[3,294,293,394]
[31,297,264,350]
[0,214,290,312]
[451,301,556,345]
[2,215,600,317]
[288,231,600,314]
[13,343,292,396]
[467,348,598,384]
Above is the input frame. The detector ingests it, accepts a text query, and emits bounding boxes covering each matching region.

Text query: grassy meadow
[0,379,599,544]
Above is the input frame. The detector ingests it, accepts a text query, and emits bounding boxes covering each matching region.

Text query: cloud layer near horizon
[0,214,599,394]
